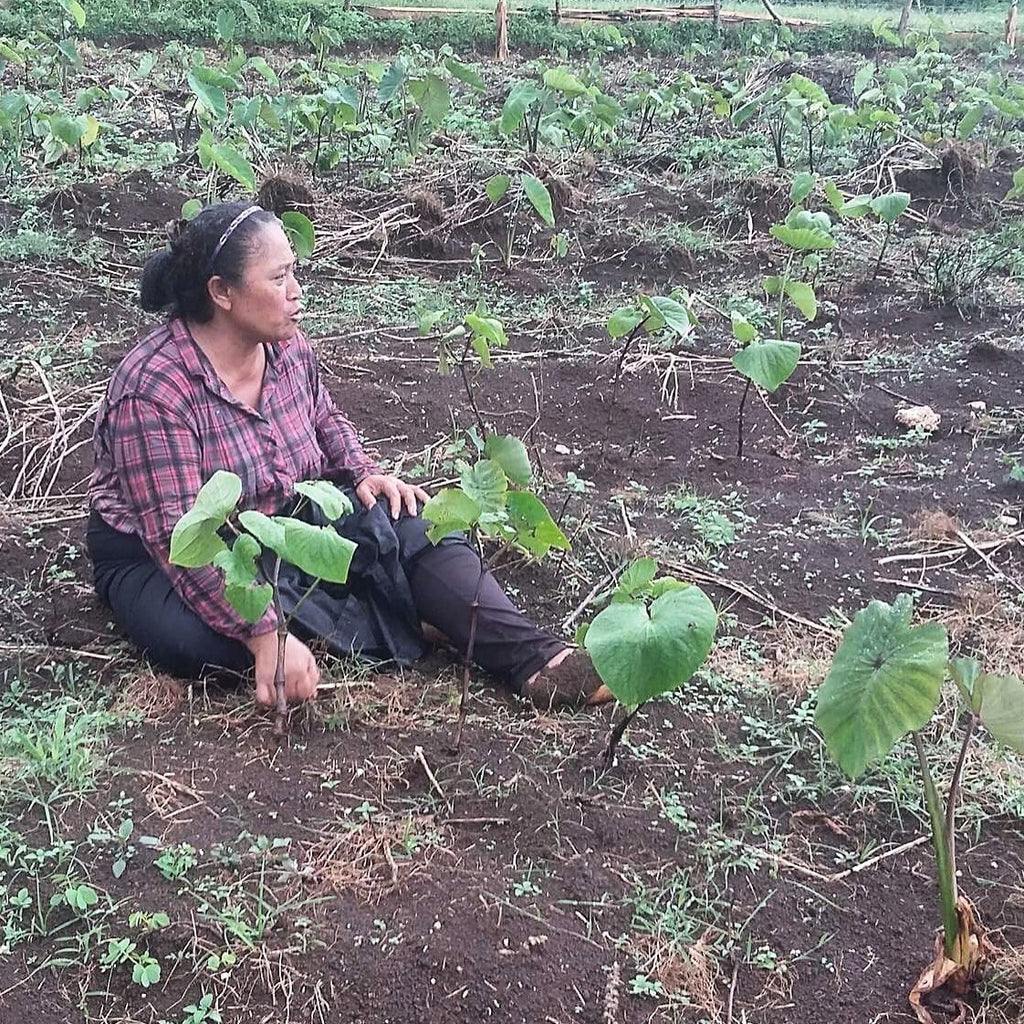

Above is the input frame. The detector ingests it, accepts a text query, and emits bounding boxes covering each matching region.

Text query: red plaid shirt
[89,318,381,640]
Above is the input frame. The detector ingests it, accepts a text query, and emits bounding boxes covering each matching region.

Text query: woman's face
[217,221,303,343]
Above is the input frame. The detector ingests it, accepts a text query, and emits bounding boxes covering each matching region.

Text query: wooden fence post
[495,0,509,61]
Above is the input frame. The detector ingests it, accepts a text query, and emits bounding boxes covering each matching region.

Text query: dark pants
[86,512,564,691]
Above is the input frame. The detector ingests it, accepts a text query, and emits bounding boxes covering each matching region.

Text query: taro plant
[823,184,910,279]
[578,558,717,769]
[725,186,835,456]
[815,595,1024,1024]
[416,301,508,437]
[602,291,695,448]
[484,170,558,269]
[169,471,356,738]
[420,435,569,748]
[500,65,621,154]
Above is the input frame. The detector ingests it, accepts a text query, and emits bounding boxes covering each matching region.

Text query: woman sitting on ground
[87,200,610,711]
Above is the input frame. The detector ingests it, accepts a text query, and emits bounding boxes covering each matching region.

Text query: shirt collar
[170,317,294,383]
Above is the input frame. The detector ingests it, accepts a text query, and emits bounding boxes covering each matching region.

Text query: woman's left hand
[356,474,430,519]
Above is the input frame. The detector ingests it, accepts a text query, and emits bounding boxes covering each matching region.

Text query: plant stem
[873,223,891,280]
[450,537,513,752]
[601,702,645,771]
[458,335,488,439]
[736,378,753,459]
[944,714,977,932]
[601,320,646,456]
[913,730,959,956]
[271,556,288,740]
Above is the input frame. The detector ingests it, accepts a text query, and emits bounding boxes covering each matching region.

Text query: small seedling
[170,471,356,738]
[579,558,717,769]
[421,434,569,748]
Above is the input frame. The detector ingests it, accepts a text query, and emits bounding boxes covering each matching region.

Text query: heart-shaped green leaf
[732,339,800,392]
[975,672,1024,752]
[294,480,352,521]
[584,586,717,707]
[505,492,569,557]
[815,595,948,778]
[421,488,480,544]
[484,435,532,487]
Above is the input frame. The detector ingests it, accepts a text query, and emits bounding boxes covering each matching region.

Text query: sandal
[523,649,615,710]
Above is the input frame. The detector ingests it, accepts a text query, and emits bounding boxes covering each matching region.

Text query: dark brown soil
[3,47,1024,1024]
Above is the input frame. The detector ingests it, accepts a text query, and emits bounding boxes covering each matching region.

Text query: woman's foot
[523,649,614,710]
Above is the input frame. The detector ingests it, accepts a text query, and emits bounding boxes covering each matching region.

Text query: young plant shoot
[580,558,717,768]
[169,471,356,738]
[420,434,569,748]
[815,594,1024,1024]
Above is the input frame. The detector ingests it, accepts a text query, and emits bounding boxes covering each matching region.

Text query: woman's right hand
[245,631,320,708]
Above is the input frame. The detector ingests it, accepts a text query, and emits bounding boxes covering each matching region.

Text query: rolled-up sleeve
[109,395,277,640]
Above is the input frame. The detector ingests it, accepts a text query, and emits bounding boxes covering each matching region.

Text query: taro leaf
[870,191,910,224]
[49,114,85,147]
[188,68,232,119]
[731,97,761,128]
[460,459,508,522]
[226,583,273,622]
[239,2,262,28]
[784,279,817,321]
[59,0,86,28]
[522,173,555,228]
[214,535,273,622]
[949,657,982,712]
[615,557,658,600]
[238,510,287,555]
[956,104,984,141]
[484,435,532,487]
[281,211,315,260]
[465,312,507,366]
[408,73,450,122]
[505,492,569,557]
[823,180,845,214]
[169,510,228,567]
[377,60,407,104]
[730,311,758,344]
[732,339,800,392]
[790,171,816,206]
[294,480,352,521]
[486,174,511,204]
[584,585,717,707]
[814,595,948,778]
[770,223,835,251]
[500,82,542,134]
[853,62,875,99]
[975,673,1024,752]
[169,470,242,567]
[838,193,872,218]
[607,305,644,339]
[214,533,262,588]
[275,519,355,584]
[80,115,100,147]
[205,141,256,193]
[1006,167,1024,202]
[639,294,692,338]
[421,488,480,544]
[542,67,587,98]
[216,8,237,42]
[248,55,278,87]
[444,57,485,91]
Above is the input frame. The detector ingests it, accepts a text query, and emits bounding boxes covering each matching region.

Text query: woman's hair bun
[139,248,178,313]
